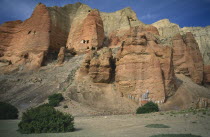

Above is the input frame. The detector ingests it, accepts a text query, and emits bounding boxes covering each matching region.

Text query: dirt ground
[0,110,210,137]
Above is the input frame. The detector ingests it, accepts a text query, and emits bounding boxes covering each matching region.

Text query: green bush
[0,102,18,119]
[136,101,159,114]
[18,104,74,134]
[48,93,64,107]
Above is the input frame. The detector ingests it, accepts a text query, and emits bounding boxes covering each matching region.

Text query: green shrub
[0,102,18,119]
[48,93,64,107]
[63,105,68,109]
[18,104,74,134]
[136,101,159,114]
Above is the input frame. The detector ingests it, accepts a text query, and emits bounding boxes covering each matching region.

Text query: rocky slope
[0,3,210,115]
[161,74,210,110]
[0,55,84,113]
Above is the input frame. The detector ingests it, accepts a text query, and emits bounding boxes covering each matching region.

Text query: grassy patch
[166,108,209,116]
[145,124,170,128]
[150,134,202,137]
[159,112,164,115]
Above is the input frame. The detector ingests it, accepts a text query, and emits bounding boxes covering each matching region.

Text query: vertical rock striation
[47,2,84,52]
[182,26,210,65]
[80,47,114,83]
[204,65,210,83]
[66,10,105,53]
[172,32,204,84]
[153,19,210,66]
[0,3,92,72]
[0,20,22,58]
[0,3,51,72]
[115,25,176,103]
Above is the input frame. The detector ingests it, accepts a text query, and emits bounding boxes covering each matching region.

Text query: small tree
[18,104,74,134]
[48,93,64,107]
[0,102,18,119]
[136,101,159,114]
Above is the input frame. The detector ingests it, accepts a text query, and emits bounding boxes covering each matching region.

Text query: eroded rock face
[182,26,210,65]
[152,19,181,38]
[108,25,159,47]
[172,33,203,84]
[80,48,114,83]
[47,2,86,52]
[57,47,65,65]
[204,65,210,83]
[153,19,210,65]
[0,2,210,113]
[0,20,22,58]
[0,3,93,73]
[115,26,176,103]
[67,10,105,53]
[0,3,51,73]
[100,7,144,36]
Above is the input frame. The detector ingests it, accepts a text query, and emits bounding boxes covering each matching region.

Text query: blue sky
[0,0,210,27]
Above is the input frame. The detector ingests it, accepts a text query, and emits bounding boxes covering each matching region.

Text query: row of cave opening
[80,40,97,50]
[81,40,89,44]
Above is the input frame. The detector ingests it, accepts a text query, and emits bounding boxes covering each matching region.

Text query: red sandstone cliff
[0,20,22,59]
[80,47,114,83]
[0,3,51,72]
[0,3,210,113]
[115,26,176,104]
[66,10,105,53]
[172,32,204,84]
